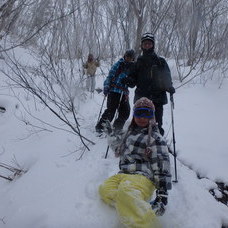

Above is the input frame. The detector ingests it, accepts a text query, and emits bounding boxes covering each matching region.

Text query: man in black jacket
[124,33,175,136]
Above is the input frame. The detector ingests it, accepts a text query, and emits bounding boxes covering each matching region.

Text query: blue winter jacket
[104,58,133,95]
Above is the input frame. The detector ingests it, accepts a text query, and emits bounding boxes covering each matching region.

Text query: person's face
[124,56,134,63]
[141,40,153,50]
[133,107,154,127]
[134,116,150,128]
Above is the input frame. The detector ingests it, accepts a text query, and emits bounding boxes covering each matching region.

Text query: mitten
[121,77,135,87]
[150,190,168,216]
[167,86,175,95]
[121,77,129,85]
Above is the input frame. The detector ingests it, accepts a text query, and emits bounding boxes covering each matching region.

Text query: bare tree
[0,0,228,102]
[127,0,149,55]
[2,46,95,150]
[186,0,203,66]
[0,0,17,38]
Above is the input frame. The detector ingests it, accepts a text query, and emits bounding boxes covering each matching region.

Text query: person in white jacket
[83,54,100,92]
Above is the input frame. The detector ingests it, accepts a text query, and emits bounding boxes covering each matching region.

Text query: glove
[150,190,168,216]
[167,86,175,95]
[121,77,135,87]
[121,77,130,85]
[103,86,110,96]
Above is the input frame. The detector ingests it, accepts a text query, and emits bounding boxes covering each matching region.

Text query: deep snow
[0,53,228,228]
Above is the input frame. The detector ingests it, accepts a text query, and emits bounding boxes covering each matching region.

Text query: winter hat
[124,49,135,60]
[88,53,94,61]
[141,33,155,44]
[141,33,155,54]
[134,97,155,111]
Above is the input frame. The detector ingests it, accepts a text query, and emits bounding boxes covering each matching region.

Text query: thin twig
[0,174,13,181]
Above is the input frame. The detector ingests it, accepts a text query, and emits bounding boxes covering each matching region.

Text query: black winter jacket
[128,52,173,105]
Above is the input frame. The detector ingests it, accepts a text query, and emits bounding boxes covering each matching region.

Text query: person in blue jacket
[95,49,135,134]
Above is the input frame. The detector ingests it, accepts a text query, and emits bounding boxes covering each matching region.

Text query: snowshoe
[95,88,103,94]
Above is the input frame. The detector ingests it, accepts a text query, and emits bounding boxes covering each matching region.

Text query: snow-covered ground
[0,53,228,228]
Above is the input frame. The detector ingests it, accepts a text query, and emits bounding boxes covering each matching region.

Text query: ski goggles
[133,107,154,118]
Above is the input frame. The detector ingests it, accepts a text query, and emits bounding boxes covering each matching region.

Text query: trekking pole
[97,95,106,124]
[104,145,109,159]
[105,92,124,159]
[170,94,178,182]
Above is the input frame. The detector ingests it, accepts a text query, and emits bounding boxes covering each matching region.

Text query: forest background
[0,1,228,227]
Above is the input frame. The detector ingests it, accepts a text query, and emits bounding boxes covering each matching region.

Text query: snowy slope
[0,54,228,228]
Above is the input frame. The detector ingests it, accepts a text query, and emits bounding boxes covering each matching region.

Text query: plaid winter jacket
[104,58,134,95]
[108,126,172,191]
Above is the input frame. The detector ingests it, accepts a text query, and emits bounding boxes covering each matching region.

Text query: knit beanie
[141,33,155,44]
[134,97,155,111]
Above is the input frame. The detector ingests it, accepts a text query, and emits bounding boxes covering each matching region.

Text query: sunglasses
[133,107,154,118]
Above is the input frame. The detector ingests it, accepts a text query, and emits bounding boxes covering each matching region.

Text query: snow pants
[96,92,130,132]
[86,75,96,92]
[99,173,161,228]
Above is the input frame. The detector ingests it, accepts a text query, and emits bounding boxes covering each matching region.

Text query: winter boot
[95,122,104,134]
